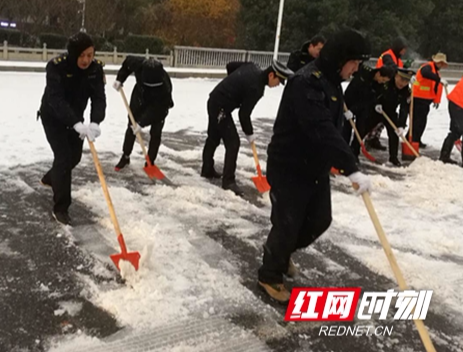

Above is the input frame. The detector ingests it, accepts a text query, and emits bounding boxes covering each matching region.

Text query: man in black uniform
[368,69,414,166]
[39,32,106,225]
[113,57,174,170]
[287,35,326,72]
[201,60,293,196]
[343,63,394,159]
[258,29,372,303]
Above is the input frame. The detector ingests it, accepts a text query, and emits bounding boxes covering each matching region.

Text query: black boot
[388,157,402,167]
[53,211,72,226]
[222,182,244,196]
[440,136,458,164]
[366,138,387,151]
[419,141,427,149]
[40,173,52,188]
[201,166,222,179]
[115,155,130,171]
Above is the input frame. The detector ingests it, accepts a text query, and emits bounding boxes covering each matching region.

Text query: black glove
[433,103,439,109]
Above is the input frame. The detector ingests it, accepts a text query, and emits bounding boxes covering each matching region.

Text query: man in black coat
[343,64,394,160]
[39,32,106,225]
[287,35,326,72]
[258,29,372,303]
[113,57,174,170]
[367,69,414,166]
[201,60,293,196]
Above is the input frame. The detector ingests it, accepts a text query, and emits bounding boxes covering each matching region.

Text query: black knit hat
[67,32,94,60]
[141,59,164,87]
[320,29,371,69]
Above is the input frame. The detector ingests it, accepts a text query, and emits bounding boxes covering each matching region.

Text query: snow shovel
[119,88,173,185]
[455,139,462,152]
[343,104,378,163]
[250,141,271,193]
[88,140,141,271]
[381,110,420,158]
[356,188,436,352]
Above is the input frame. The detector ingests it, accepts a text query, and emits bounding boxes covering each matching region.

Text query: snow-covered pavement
[1,72,462,352]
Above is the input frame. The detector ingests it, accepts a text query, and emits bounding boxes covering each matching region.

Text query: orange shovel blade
[251,175,271,193]
[144,158,166,180]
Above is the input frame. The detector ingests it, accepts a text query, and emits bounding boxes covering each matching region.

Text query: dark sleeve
[90,65,107,124]
[291,76,359,175]
[116,56,145,83]
[286,51,300,72]
[45,61,80,127]
[238,89,261,135]
[382,54,397,68]
[398,90,411,128]
[420,64,441,83]
[164,71,174,108]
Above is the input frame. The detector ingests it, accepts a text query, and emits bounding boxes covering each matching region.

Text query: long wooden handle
[88,140,122,237]
[361,192,436,352]
[349,119,364,145]
[381,111,420,157]
[250,141,263,177]
[120,88,150,162]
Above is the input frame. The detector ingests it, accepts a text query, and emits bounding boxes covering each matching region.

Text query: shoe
[402,154,416,161]
[388,157,402,167]
[258,281,291,304]
[40,175,52,188]
[440,158,458,165]
[366,138,387,151]
[201,168,222,179]
[286,258,298,278]
[53,211,72,226]
[419,142,427,149]
[222,182,244,196]
[115,155,130,171]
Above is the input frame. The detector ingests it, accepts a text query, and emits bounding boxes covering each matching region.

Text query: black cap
[141,59,164,87]
[320,29,371,69]
[392,37,407,54]
[67,32,94,60]
[396,68,415,81]
[271,60,294,85]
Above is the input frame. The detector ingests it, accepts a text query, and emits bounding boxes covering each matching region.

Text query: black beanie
[67,32,94,60]
[141,59,164,87]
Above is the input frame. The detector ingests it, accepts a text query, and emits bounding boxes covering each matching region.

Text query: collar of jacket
[314,57,343,85]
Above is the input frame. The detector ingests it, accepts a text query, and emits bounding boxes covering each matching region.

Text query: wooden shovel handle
[360,192,436,352]
[120,88,150,163]
[381,111,420,157]
[251,141,263,177]
[88,140,122,237]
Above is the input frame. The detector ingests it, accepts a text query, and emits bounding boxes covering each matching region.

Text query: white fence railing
[2,41,463,81]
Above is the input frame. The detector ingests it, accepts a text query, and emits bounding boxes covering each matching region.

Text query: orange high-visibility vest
[412,62,443,104]
[376,49,404,68]
[448,77,463,108]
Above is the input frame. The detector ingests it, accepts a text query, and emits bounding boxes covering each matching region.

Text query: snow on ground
[1,71,462,351]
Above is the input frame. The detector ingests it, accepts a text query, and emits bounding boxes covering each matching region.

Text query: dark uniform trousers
[441,101,463,160]
[258,164,332,284]
[122,117,165,164]
[41,118,84,213]
[202,97,241,186]
[408,98,431,143]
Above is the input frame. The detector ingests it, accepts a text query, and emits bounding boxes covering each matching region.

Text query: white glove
[348,171,372,195]
[87,122,101,141]
[441,79,448,87]
[245,134,256,144]
[410,76,416,85]
[375,104,383,114]
[344,110,354,121]
[113,80,123,91]
[73,122,88,140]
[131,124,143,135]
[395,127,404,137]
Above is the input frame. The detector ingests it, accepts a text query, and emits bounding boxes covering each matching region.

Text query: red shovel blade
[252,175,271,193]
[330,167,340,175]
[455,140,462,152]
[361,145,377,163]
[144,156,166,180]
[110,234,141,271]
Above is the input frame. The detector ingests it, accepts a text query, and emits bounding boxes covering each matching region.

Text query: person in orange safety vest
[439,75,463,165]
[409,52,449,148]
